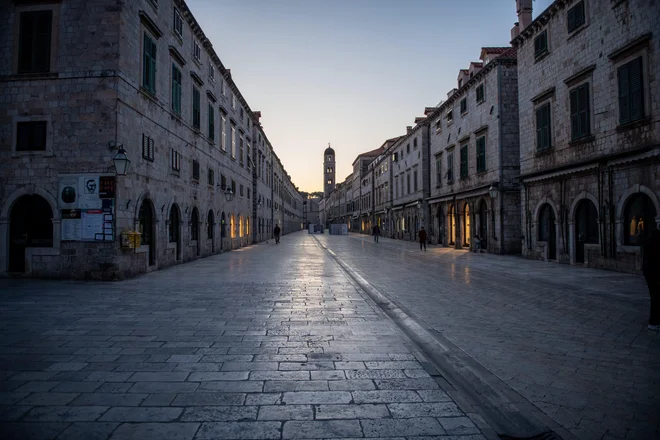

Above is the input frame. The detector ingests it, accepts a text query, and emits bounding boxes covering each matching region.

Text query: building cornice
[511,0,569,48]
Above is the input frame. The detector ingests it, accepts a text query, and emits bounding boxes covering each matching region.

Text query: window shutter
[570,89,579,139]
[579,84,590,137]
[34,11,52,72]
[629,57,644,121]
[618,63,629,125]
[148,136,155,160]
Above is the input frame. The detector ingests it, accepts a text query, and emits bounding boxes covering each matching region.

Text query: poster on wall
[58,176,79,210]
[79,176,102,209]
[57,174,115,242]
[61,209,82,241]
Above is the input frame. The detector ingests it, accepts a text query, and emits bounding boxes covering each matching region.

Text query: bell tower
[323,143,335,198]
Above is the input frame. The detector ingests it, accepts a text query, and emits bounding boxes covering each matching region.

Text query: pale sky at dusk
[188,0,554,192]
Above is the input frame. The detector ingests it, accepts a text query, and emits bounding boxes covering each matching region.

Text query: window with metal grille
[142,134,155,161]
[536,103,552,151]
[16,121,47,151]
[460,145,468,178]
[171,149,181,172]
[173,8,183,38]
[476,84,485,103]
[192,160,200,180]
[143,34,157,93]
[208,168,214,185]
[534,30,548,60]
[570,83,590,140]
[18,10,52,74]
[618,57,644,125]
[171,64,182,114]
[476,136,486,172]
[208,103,214,140]
[567,1,585,33]
[460,98,467,114]
[192,86,200,129]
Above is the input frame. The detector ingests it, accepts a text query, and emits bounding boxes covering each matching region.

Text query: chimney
[516,0,532,30]
[406,126,412,135]
[511,21,520,39]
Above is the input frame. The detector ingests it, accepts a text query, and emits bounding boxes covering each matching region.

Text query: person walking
[642,227,660,331]
[273,224,281,244]
[373,224,380,243]
[474,234,481,253]
[418,226,427,251]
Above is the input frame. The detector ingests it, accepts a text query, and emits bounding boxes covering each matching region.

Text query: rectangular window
[220,114,227,151]
[435,156,442,186]
[171,149,181,171]
[247,142,251,170]
[18,10,52,74]
[534,30,548,60]
[239,134,244,166]
[221,174,227,190]
[240,184,244,197]
[570,83,590,140]
[476,84,485,103]
[208,168,214,185]
[231,93,236,109]
[16,121,47,151]
[231,125,236,158]
[209,64,215,81]
[192,86,200,129]
[618,57,645,125]
[460,145,468,178]
[247,188,251,199]
[413,170,418,192]
[536,103,552,151]
[447,109,453,123]
[413,138,418,148]
[447,152,454,182]
[460,98,467,114]
[476,136,486,172]
[192,160,200,180]
[173,8,183,37]
[142,34,157,93]
[407,173,411,194]
[231,180,236,195]
[208,103,215,140]
[435,120,442,133]
[193,41,201,62]
[171,64,182,114]
[142,134,155,161]
[567,1,585,33]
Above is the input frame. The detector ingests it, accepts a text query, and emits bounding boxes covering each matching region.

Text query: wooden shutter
[570,88,579,139]
[18,11,52,73]
[618,63,629,125]
[629,57,644,122]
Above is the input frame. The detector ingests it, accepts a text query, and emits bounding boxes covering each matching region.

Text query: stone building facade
[513,0,660,272]
[0,0,302,279]
[427,47,521,253]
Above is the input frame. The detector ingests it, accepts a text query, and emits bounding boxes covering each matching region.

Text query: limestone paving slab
[0,233,478,439]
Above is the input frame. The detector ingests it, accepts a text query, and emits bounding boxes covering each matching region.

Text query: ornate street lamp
[223,187,235,202]
[110,144,130,176]
[488,184,498,200]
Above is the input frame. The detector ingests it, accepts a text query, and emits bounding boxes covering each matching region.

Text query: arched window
[207,210,214,239]
[169,204,180,243]
[190,208,199,241]
[624,193,657,245]
[401,217,406,231]
[239,216,243,238]
[246,217,250,236]
[230,214,235,238]
[448,204,456,245]
[538,204,554,241]
[464,204,471,246]
[221,212,226,238]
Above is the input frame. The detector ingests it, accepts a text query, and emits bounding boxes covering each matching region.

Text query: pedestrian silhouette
[418,227,427,251]
[373,224,380,243]
[273,224,281,244]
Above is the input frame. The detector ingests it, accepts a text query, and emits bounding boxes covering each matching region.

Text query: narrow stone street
[0,231,657,440]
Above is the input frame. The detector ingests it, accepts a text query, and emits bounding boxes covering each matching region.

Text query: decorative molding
[608,32,652,60]
[563,64,596,85]
[139,11,163,39]
[531,87,555,103]
[168,45,186,66]
[190,71,203,86]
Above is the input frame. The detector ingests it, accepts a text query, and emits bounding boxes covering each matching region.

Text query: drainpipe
[497,64,505,254]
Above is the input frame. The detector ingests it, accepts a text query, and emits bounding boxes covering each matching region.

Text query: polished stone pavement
[0,231,657,440]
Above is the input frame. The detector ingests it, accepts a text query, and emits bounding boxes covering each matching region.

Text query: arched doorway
[169,204,181,261]
[448,204,456,245]
[624,193,657,245]
[538,204,556,260]
[575,199,598,263]
[464,204,471,247]
[138,199,155,266]
[9,195,53,272]
[478,200,488,250]
[191,207,200,256]
[207,210,214,253]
